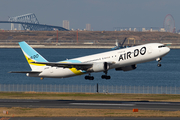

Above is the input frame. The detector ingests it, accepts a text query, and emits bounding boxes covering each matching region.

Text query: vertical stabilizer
[19,41,48,71]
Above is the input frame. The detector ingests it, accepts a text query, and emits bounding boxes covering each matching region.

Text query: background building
[86,24,91,31]
[63,20,69,30]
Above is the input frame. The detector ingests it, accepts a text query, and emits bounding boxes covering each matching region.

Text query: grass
[1,107,180,117]
[0,92,180,102]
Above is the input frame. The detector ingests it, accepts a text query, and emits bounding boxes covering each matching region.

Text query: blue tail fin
[19,41,48,70]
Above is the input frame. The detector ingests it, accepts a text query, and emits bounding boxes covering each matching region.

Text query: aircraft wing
[32,61,115,71]
[33,62,93,70]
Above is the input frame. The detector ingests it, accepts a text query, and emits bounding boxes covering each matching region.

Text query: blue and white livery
[10,41,170,80]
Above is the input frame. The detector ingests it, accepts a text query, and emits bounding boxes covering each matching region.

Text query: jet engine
[88,62,109,72]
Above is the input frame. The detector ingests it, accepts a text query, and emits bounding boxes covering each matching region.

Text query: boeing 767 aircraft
[10,41,170,80]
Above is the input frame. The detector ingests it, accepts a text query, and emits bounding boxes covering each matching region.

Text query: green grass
[0,92,180,102]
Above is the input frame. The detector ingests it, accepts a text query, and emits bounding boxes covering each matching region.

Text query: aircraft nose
[166,47,170,53]
[160,46,170,57]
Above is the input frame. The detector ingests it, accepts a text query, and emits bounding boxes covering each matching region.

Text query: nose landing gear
[157,63,161,67]
[156,58,162,67]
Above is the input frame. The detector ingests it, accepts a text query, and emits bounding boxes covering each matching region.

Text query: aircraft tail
[19,41,48,71]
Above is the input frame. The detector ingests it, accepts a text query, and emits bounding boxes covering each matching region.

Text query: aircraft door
[50,67,53,73]
[148,46,152,54]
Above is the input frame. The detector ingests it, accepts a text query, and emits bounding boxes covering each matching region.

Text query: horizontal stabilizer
[9,71,41,74]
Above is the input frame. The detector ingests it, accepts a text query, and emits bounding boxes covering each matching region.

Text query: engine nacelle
[115,64,136,71]
[89,62,108,72]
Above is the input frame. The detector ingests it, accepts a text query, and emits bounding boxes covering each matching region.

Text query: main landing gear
[156,58,162,67]
[101,71,111,80]
[85,71,111,80]
[85,74,94,80]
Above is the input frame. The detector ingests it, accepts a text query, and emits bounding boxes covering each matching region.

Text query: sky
[0,0,180,31]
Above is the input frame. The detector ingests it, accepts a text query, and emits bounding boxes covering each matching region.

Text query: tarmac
[0,99,179,111]
[0,99,180,120]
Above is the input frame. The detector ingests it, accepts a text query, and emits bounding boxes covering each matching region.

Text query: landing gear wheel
[101,75,106,79]
[101,75,111,80]
[106,76,111,79]
[157,63,161,67]
[85,76,89,80]
[101,71,111,80]
[156,58,162,67]
[85,75,94,80]
[89,76,94,80]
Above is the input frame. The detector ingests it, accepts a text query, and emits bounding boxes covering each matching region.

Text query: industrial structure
[0,13,68,31]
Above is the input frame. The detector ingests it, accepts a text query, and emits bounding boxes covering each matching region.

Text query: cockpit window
[158,45,166,48]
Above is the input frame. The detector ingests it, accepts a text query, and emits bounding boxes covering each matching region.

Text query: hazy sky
[0,0,180,31]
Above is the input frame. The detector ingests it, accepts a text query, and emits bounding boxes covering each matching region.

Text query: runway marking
[133,102,170,105]
[70,103,135,106]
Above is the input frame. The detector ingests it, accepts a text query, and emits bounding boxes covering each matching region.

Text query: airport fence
[0,84,180,94]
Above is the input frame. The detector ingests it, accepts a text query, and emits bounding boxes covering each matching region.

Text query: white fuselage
[34,43,170,78]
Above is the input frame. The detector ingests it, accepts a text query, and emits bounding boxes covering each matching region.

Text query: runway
[0,99,180,111]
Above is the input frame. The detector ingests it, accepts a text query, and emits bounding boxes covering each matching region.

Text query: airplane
[10,41,170,80]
